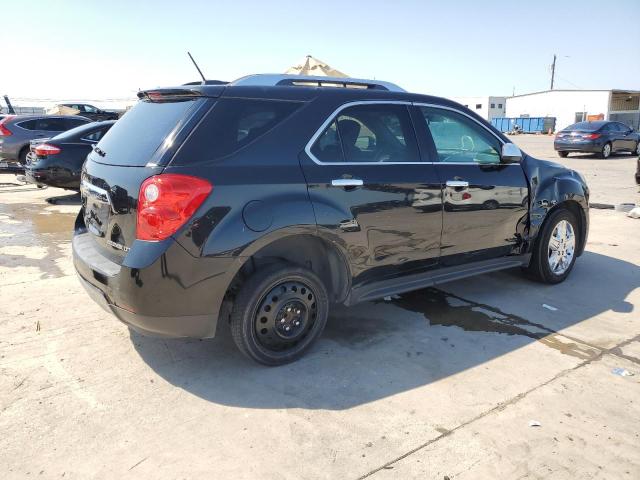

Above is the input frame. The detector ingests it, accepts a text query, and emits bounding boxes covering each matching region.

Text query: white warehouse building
[505,89,640,132]
[448,96,507,121]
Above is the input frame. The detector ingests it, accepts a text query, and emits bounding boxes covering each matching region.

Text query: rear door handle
[446,180,469,188]
[331,178,363,187]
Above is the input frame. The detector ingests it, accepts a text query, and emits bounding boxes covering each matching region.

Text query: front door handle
[446,180,469,188]
[331,178,364,187]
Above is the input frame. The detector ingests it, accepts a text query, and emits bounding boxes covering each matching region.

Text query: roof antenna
[187,51,207,83]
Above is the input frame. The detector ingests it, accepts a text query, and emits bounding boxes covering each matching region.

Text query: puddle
[0,201,79,279]
[392,288,599,360]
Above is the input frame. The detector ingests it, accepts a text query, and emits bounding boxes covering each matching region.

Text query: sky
[1,0,639,106]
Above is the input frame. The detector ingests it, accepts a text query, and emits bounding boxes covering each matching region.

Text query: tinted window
[95,99,202,166]
[83,105,98,113]
[16,119,37,130]
[173,98,301,164]
[601,124,614,132]
[36,118,68,131]
[83,126,110,142]
[65,118,90,129]
[420,107,501,164]
[566,121,605,132]
[616,122,631,132]
[311,120,343,162]
[328,104,419,163]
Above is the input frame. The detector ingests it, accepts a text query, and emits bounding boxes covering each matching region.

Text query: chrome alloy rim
[603,143,611,158]
[548,220,575,275]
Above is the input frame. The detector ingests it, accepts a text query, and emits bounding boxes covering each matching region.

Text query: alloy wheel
[547,220,575,275]
[602,143,611,158]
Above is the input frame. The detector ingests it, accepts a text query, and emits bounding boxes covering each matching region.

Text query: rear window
[565,121,605,132]
[172,98,301,164]
[95,99,202,166]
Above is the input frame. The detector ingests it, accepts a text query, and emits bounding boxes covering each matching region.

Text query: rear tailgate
[79,89,215,261]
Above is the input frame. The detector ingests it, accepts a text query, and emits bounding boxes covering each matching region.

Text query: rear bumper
[25,164,80,190]
[554,140,601,153]
[72,225,239,338]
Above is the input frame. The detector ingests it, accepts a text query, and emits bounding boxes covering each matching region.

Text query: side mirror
[501,143,522,163]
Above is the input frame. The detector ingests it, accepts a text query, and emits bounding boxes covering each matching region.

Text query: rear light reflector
[0,117,13,136]
[583,133,601,139]
[136,174,212,241]
[34,144,62,156]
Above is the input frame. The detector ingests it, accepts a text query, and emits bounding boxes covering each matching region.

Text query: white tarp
[285,55,347,77]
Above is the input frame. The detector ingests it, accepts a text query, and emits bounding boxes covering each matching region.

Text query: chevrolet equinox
[73,74,590,365]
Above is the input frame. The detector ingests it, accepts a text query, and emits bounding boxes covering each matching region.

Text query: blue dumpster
[491,117,556,133]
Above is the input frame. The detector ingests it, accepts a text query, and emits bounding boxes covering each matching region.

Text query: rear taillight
[583,133,601,140]
[0,117,14,136]
[136,174,212,241]
[34,144,62,156]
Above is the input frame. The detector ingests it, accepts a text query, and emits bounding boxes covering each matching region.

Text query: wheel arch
[526,170,589,257]
[221,233,351,315]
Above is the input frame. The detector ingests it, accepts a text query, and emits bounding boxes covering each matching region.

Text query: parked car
[24,120,115,190]
[73,74,590,365]
[58,104,119,121]
[0,115,92,165]
[554,120,640,158]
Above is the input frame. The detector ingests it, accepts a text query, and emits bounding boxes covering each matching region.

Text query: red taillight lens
[136,174,212,241]
[583,133,601,140]
[0,117,14,136]
[34,144,62,156]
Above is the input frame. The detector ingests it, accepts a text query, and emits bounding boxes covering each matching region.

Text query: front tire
[557,151,569,158]
[230,263,329,366]
[525,208,579,284]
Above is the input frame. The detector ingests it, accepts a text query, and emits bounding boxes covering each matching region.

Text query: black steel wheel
[230,263,329,366]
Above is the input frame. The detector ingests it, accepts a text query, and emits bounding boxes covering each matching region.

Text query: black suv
[73,74,589,365]
[59,103,119,121]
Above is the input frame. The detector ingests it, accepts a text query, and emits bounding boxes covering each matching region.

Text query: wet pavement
[0,172,639,479]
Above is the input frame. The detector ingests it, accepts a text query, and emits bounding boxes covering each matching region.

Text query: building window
[490,103,495,108]
[475,104,482,109]
[498,103,503,109]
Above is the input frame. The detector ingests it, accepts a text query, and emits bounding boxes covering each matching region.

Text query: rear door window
[94,98,203,166]
[65,118,90,129]
[173,98,301,164]
[36,118,68,131]
[310,103,420,163]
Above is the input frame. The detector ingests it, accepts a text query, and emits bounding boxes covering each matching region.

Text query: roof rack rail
[230,74,406,93]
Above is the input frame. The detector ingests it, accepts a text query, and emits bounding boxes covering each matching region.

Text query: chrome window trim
[305,100,520,166]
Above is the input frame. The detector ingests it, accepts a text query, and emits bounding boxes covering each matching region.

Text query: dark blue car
[554,120,640,158]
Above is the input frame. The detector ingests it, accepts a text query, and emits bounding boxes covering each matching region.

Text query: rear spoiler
[137,85,226,102]
[137,89,203,102]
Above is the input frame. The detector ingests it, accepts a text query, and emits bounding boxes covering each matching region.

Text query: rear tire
[18,147,29,165]
[557,151,568,158]
[599,142,612,159]
[230,263,329,366]
[525,208,579,284]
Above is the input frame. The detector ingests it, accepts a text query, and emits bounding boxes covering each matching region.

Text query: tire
[230,263,329,366]
[18,147,29,165]
[483,199,499,210]
[599,142,611,159]
[525,208,579,284]
[633,142,640,156]
[557,151,568,158]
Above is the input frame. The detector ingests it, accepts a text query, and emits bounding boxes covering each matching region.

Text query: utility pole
[550,54,557,90]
